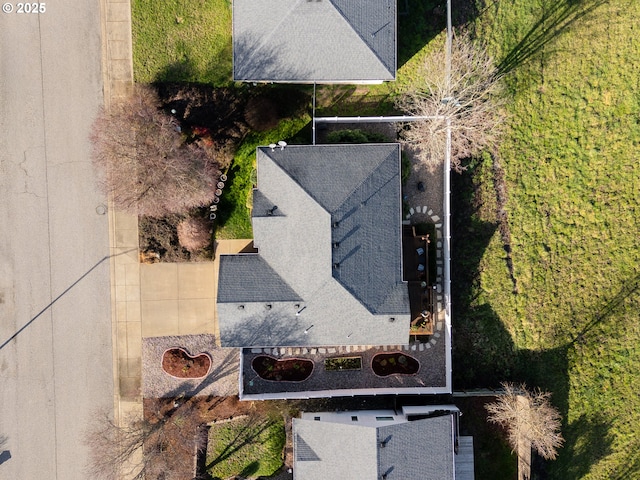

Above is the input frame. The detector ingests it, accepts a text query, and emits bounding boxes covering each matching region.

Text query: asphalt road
[0,2,114,479]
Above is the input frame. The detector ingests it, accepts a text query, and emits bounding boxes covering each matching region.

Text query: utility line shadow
[568,271,640,346]
[498,0,608,75]
[0,248,137,350]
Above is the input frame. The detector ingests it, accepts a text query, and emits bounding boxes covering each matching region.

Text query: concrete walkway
[100,0,142,477]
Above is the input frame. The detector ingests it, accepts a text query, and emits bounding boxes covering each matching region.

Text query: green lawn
[131,0,232,86]
[454,1,640,479]
[206,415,285,479]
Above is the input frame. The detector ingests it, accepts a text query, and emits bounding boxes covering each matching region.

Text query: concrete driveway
[0,3,114,479]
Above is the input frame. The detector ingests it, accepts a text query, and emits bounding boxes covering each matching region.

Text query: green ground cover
[206,415,285,479]
[454,1,640,478]
[214,114,310,239]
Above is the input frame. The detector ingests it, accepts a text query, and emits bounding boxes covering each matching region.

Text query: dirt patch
[491,153,518,294]
[245,95,279,131]
[162,348,212,379]
[403,144,445,223]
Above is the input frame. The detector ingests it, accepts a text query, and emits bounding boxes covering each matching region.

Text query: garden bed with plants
[324,356,362,371]
[372,352,420,377]
[251,356,314,382]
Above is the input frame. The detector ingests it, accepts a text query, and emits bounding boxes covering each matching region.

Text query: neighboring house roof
[217,144,410,347]
[292,415,455,480]
[233,0,396,83]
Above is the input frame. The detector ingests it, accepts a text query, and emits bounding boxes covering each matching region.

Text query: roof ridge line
[260,148,332,215]
[327,0,394,76]
[332,146,399,215]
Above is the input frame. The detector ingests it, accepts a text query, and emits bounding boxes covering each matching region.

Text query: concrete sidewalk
[100,0,141,476]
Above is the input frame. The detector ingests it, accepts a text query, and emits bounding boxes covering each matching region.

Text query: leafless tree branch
[91,85,221,217]
[396,30,507,172]
[84,402,204,480]
[486,382,564,461]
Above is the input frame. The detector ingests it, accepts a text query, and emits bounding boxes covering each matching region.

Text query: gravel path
[142,335,239,398]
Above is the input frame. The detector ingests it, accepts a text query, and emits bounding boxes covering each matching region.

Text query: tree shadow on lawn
[450,159,639,478]
[205,414,278,471]
[152,40,233,87]
[496,0,610,76]
[397,0,483,68]
[453,293,617,479]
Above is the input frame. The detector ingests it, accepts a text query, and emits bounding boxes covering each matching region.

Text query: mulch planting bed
[372,352,420,376]
[252,356,314,382]
[162,348,212,379]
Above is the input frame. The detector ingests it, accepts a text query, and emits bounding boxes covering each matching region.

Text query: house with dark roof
[293,406,475,480]
[217,144,410,348]
[232,0,396,83]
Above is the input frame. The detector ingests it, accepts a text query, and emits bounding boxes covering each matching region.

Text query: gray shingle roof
[217,144,410,347]
[293,416,455,480]
[293,419,378,479]
[329,150,406,313]
[377,416,455,480]
[233,0,396,83]
[217,255,301,303]
[251,189,283,218]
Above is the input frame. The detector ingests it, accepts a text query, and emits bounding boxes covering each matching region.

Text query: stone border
[241,340,448,398]
[142,335,240,399]
[161,347,213,380]
[405,204,446,346]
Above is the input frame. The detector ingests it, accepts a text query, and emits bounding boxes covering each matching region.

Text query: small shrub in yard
[177,217,211,252]
[244,96,279,132]
[324,356,362,371]
[326,129,388,144]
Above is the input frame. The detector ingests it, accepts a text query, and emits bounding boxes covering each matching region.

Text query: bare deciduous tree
[85,402,203,480]
[91,85,220,217]
[396,31,506,171]
[84,411,148,480]
[486,382,564,461]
